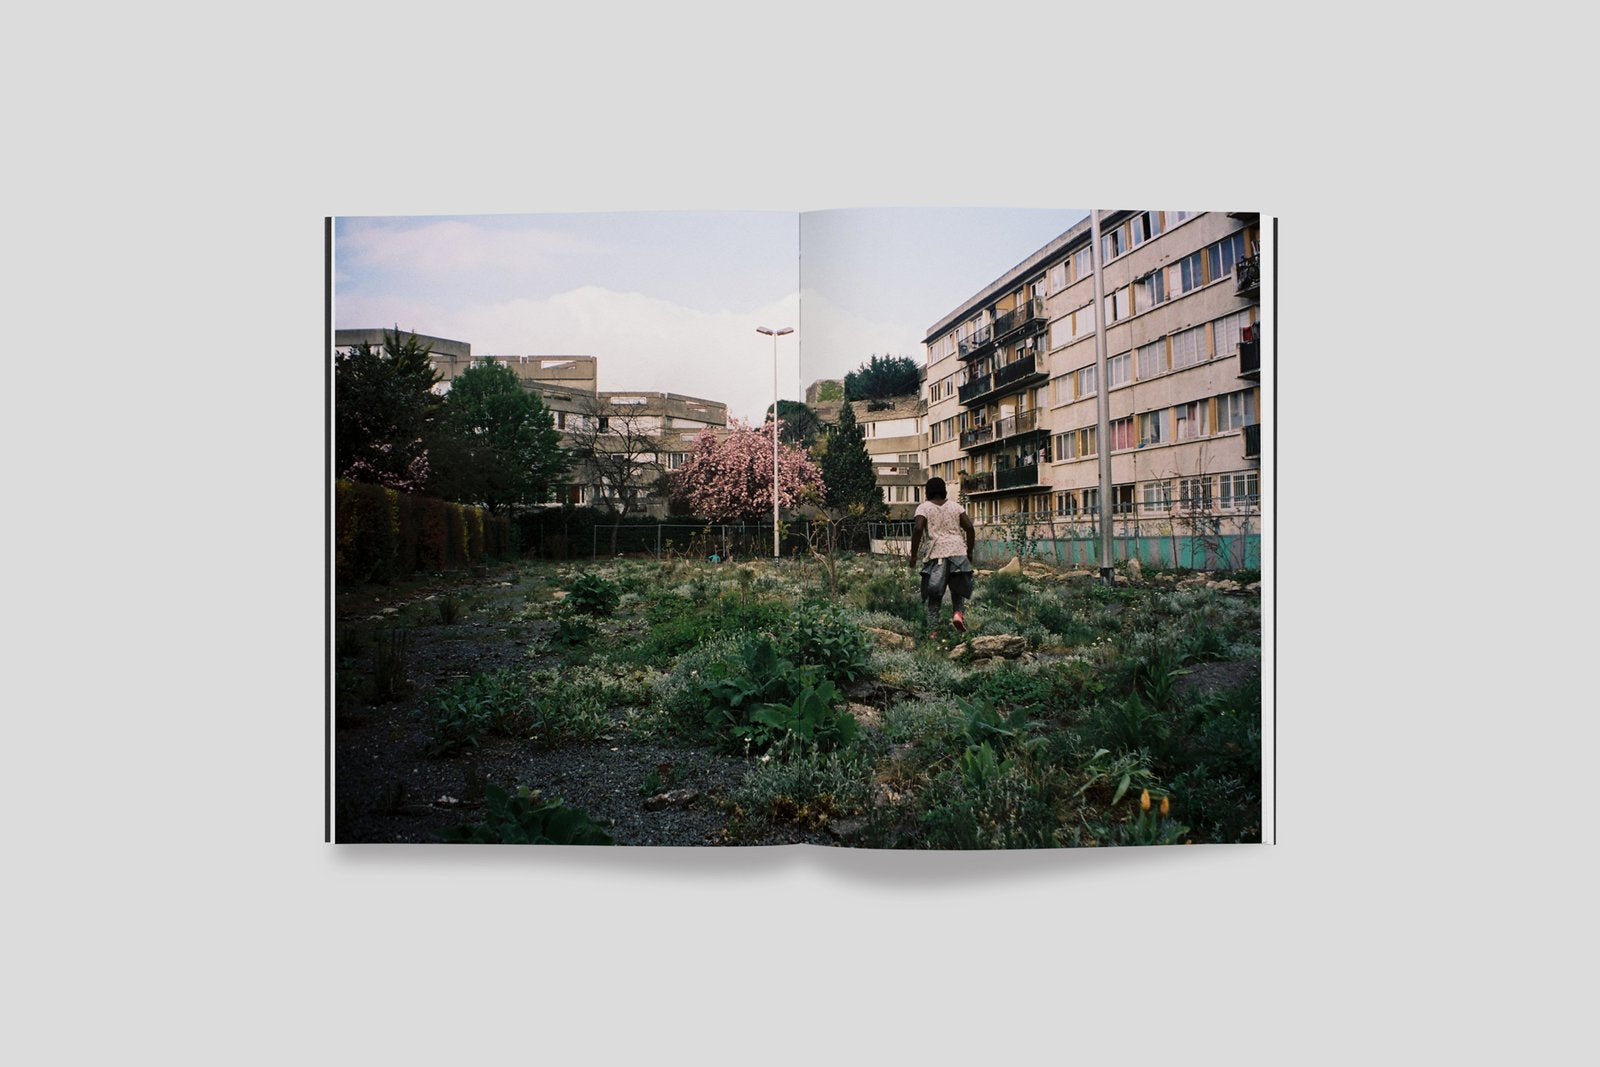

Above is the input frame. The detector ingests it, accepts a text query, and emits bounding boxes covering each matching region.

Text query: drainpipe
[1090,210,1114,586]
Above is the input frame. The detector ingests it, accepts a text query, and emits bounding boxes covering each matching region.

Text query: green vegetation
[339,550,1262,847]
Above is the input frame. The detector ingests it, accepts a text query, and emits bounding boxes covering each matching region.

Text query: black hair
[925,476,947,502]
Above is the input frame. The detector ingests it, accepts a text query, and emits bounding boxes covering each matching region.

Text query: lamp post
[756,326,793,559]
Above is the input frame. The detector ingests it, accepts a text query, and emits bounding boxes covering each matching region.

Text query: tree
[672,418,823,523]
[334,328,442,492]
[425,360,568,513]
[766,399,824,449]
[843,354,920,401]
[820,400,882,518]
[563,395,670,552]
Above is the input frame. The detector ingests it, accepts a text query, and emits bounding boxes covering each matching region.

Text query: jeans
[920,555,974,625]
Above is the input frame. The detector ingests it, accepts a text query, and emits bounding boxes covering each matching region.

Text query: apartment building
[333,330,727,516]
[922,211,1262,556]
[808,381,929,519]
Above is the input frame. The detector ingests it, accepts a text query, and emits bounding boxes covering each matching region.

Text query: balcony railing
[1238,338,1260,378]
[991,297,1047,344]
[1242,422,1260,458]
[959,422,994,450]
[994,465,1040,491]
[963,409,1044,451]
[957,324,994,360]
[1235,254,1260,295]
[960,471,994,495]
[957,374,992,405]
[957,352,1045,407]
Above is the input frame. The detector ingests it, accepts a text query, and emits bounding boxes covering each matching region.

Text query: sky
[334,207,1087,423]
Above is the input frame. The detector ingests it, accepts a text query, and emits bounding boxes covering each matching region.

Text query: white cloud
[336,285,933,423]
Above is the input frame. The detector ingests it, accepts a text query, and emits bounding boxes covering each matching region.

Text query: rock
[997,556,1024,576]
[846,702,882,729]
[1246,582,1261,594]
[950,634,1026,661]
[863,626,915,651]
[1210,579,1241,593]
[644,788,700,812]
[825,818,865,841]
[1126,558,1143,581]
[551,590,568,600]
[972,634,1026,658]
[380,607,399,615]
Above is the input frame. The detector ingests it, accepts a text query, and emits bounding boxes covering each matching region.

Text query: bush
[730,749,874,832]
[426,669,530,755]
[786,601,870,687]
[438,784,613,845]
[567,572,621,616]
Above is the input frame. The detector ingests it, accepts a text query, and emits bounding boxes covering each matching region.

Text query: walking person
[910,476,976,635]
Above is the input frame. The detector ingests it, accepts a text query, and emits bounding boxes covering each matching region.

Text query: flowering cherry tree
[672,418,823,522]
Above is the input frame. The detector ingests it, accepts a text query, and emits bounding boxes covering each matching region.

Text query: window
[1170,324,1205,369]
[1180,476,1213,510]
[1112,484,1135,515]
[1104,286,1129,324]
[1109,416,1134,451]
[1206,232,1247,285]
[1175,400,1209,440]
[1074,245,1093,279]
[1051,302,1096,349]
[1178,250,1204,294]
[1142,479,1173,511]
[1219,389,1256,429]
[1220,471,1259,509]
[1107,351,1131,388]
[1165,210,1192,227]
[1074,364,1097,399]
[1130,211,1163,247]
[1050,374,1071,406]
[1137,410,1166,446]
[1137,339,1165,380]
[1102,224,1127,262]
[1049,262,1068,292]
[1213,309,1252,356]
[1055,491,1077,516]
[1053,426,1096,461]
[1135,269,1165,312]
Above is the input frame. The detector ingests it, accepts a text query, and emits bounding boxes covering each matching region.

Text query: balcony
[962,464,1041,495]
[1243,423,1260,459]
[957,324,994,360]
[963,408,1045,452]
[957,352,1046,407]
[959,422,994,450]
[1237,338,1260,379]
[994,464,1040,491]
[960,471,994,495]
[1235,254,1261,296]
[991,297,1047,345]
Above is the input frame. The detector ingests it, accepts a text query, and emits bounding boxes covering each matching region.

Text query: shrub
[567,572,621,616]
[746,682,860,755]
[368,628,410,703]
[730,749,874,832]
[438,784,613,845]
[437,596,462,624]
[786,601,870,687]
[426,668,530,755]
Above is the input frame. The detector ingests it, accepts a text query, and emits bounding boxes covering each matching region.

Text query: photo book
[328,207,1274,849]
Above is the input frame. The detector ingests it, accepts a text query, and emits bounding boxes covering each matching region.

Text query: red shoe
[952,611,966,632]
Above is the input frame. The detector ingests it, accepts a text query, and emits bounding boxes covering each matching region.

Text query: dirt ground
[333,564,817,846]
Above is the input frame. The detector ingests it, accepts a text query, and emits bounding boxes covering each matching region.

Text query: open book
[329,208,1273,849]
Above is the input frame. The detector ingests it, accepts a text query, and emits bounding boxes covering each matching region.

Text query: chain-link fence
[866,517,1260,571]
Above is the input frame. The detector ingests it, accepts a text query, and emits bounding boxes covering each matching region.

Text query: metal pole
[772,331,780,559]
[1090,210,1115,586]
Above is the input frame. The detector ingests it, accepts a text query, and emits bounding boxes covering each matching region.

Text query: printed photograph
[330,207,1268,847]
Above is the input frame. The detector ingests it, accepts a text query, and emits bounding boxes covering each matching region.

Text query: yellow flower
[1160,795,1170,816]
[1140,789,1151,812]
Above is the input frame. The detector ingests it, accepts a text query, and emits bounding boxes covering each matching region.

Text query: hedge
[335,480,515,583]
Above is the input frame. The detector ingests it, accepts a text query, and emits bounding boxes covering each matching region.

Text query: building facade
[922,211,1262,560]
[808,383,928,519]
[333,330,726,517]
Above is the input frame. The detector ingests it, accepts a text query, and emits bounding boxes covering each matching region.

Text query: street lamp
[756,326,793,559]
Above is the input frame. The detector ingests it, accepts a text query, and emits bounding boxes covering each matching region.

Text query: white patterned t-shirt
[915,499,968,560]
